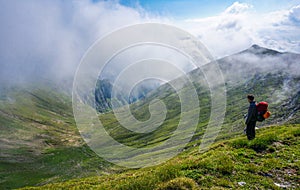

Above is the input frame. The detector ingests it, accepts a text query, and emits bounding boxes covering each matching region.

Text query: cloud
[0,0,161,85]
[288,5,300,24]
[224,1,252,15]
[216,2,252,31]
[179,2,300,58]
[180,2,256,57]
[1,0,299,87]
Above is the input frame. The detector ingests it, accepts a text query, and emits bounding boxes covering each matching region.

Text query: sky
[0,0,300,84]
[119,0,300,19]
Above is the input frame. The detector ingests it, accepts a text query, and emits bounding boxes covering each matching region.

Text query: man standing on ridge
[245,94,257,140]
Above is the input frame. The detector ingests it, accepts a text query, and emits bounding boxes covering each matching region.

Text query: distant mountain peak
[243,44,282,55]
[251,44,261,49]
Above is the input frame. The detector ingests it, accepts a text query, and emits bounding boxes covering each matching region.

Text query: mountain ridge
[241,44,283,55]
[0,45,299,189]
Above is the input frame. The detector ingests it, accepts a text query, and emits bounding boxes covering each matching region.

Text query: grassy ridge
[0,86,117,189]
[96,72,299,150]
[21,124,300,189]
[1,71,298,189]
[0,46,300,189]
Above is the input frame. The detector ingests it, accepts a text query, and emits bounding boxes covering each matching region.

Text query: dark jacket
[246,101,257,124]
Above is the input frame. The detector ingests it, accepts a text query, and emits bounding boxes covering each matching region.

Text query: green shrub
[248,133,278,152]
[291,128,300,137]
[183,170,203,181]
[154,164,181,182]
[230,133,279,152]
[214,152,234,175]
[245,163,258,173]
[156,177,198,190]
[230,138,248,148]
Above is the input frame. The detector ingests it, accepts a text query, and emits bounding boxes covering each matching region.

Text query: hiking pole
[242,113,247,134]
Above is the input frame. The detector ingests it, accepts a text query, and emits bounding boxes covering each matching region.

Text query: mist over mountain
[218,44,300,84]
[198,44,300,123]
[94,78,162,113]
[91,44,299,114]
[0,45,299,189]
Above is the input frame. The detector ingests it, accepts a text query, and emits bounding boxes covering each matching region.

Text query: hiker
[245,94,257,140]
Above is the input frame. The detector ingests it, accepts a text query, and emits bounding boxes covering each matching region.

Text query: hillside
[21,124,300,189]
[94,79,161,113]
[0,84,121,189]
[90,45,300,152]
[0,45,299,189]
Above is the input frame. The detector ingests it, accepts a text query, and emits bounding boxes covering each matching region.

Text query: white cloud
[0,0,163,85]
[1,0,299,86]
[179,2,300,58]
[224,1,253,15]
[288,5,300,23]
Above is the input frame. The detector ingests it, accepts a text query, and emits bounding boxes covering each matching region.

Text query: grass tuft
[156,177,198,190]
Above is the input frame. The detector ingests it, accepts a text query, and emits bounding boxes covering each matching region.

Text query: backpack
[256,101,271,122]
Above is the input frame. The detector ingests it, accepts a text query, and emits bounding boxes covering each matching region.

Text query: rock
[238,181,246,186]
[262,172,273,177]
[274,182,290,188]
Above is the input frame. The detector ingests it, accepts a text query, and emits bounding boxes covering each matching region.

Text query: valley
[0,45,299,189]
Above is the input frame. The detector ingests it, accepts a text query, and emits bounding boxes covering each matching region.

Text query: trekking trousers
[246,121,256,140]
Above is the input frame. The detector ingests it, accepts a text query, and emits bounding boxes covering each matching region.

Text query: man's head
[247,94,255,102]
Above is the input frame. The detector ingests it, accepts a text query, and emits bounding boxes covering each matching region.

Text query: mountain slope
[216,44,300,124]
[0,45,299,189]
[94,79,161,113]
[0,84,119,189]
[92,45,300,149]
[20,124,300,189]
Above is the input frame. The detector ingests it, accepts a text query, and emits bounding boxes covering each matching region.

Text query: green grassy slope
[93,71,300,150]
[1,46,299,189]
[13,70,299,189]
[92,46,300,150]
[0,85,118,189]
[20,124,300,189]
